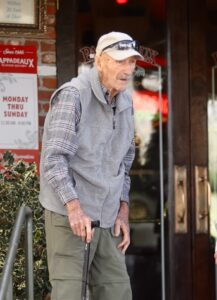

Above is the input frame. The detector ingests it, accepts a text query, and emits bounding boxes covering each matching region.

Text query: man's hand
[66,199,92,243]
[114,201,130,254]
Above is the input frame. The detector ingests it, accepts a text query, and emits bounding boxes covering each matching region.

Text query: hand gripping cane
[81,220,100,300]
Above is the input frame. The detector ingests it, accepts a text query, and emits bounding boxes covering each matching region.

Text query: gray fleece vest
[39,67,134,228]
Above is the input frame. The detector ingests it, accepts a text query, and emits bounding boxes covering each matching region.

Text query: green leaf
[3,151,14,166]
[0,151,50,299]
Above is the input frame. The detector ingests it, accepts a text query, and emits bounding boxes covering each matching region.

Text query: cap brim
[105,48,144,61]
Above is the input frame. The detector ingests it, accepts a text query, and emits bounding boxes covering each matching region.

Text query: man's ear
[95,55,102,71]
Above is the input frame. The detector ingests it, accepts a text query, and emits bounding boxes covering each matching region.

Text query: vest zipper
[112,107,116,129]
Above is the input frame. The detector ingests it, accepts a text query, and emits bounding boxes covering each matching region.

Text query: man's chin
[118,82,128,92]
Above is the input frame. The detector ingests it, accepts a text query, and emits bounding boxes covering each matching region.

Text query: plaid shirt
[43,86,135,205]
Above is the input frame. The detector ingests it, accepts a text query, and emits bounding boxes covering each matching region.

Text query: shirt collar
[101,85,117,106]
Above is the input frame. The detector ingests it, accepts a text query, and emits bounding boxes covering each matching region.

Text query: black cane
[81,220,100,300]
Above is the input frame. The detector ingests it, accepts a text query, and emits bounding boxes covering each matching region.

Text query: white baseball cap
[95,31,144,61]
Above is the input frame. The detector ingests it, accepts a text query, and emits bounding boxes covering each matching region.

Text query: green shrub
[0,151,50,299]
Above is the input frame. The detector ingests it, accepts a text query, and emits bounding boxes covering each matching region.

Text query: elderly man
[39,31,143,300]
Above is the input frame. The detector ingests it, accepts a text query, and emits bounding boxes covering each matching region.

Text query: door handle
[195,166,210,233]
[174,166,188,233]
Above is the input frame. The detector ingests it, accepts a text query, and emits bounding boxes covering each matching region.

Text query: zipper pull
[112,107,116,129]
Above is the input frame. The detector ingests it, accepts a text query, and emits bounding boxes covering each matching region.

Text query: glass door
[127,54,167,300]
[207,2,217,297]
[208,63,217,242]
[77,1,168,299]
[208,65,217,288]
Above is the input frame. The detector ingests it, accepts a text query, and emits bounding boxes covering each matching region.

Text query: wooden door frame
[167,0,215,299]
[189,0,215,299]
[56,0,77,87]
[167,0,192,299]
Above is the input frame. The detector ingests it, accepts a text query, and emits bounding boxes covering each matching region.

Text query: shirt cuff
[57,183,78,205]
[120,191,129,203]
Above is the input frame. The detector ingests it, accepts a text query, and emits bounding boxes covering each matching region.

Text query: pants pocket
[52,255,83,280]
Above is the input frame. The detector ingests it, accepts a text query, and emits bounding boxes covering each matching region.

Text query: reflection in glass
[208,64,217,239]
[128,58,167,300]
[129,61,168,222]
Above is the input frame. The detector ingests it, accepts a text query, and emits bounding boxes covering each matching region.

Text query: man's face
[96,54,137,94]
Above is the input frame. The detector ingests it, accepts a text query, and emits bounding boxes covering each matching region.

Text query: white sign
[0,73,38,149]
[0,0,35,25]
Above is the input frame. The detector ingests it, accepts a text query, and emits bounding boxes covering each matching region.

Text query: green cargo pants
[45,209,132,300]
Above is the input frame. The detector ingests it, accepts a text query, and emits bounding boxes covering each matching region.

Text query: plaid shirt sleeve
[43,87,81,205]
[120,137,135,203]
